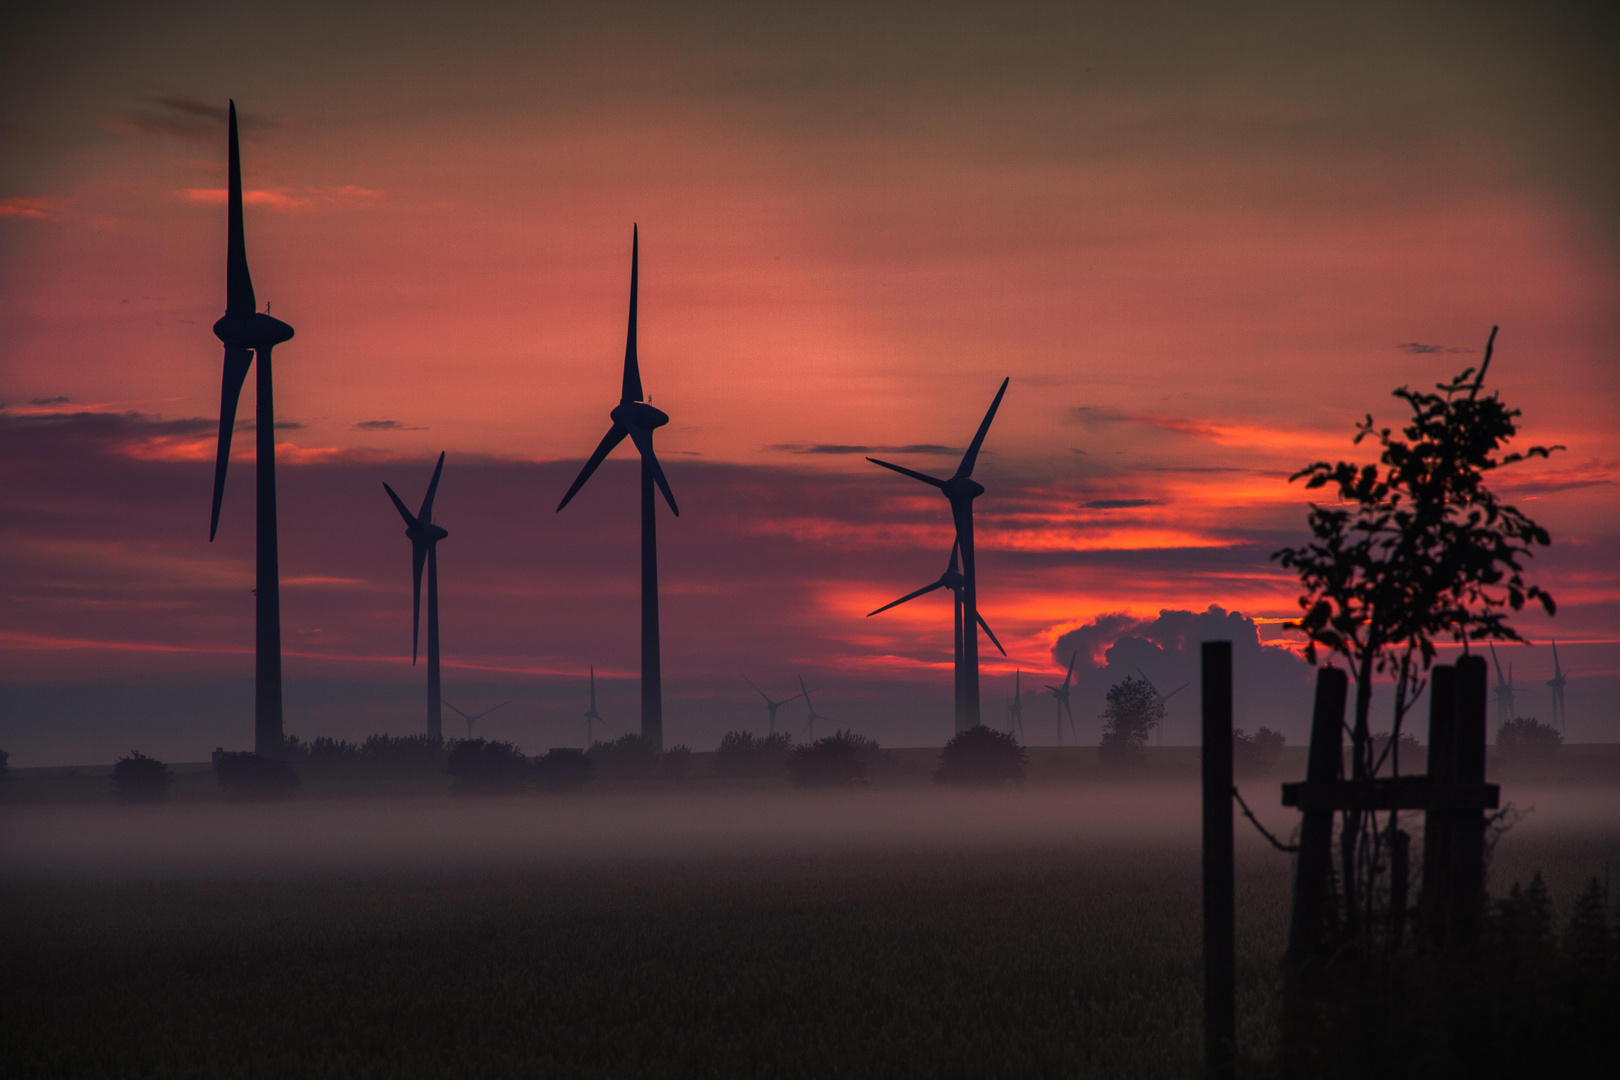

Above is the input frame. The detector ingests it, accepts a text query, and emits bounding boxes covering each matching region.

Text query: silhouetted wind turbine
[866,541,1007,732]
[798,675,835,741]
[557,226,679,748]
[745,677,804,736]
[208,101,296,756]
[383,452,450,740]
[1047,652,1078,746]
[581,665,610,746]
[1547,640,1568,734]
[1489,642,1517,724]
[442,699,508,740]
[1006,669,1024,740]
[868,377,1009,728]
[1137,666,1190,746]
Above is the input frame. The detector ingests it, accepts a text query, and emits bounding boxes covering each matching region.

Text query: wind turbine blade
[419,451,446,521]
[474,701,510,721]
[744,676,769,702]
[622,224,643,403]
[867,579,947,617]
[383,482,419,528]
[410,541,426,664]
[1489,641,1505,682]
[866,457,948,490]
[1164,681,1191,701]
[208,344,254,540]
[946,538,960,574]
[1551,639,1561,677]
[557,425,629,511]
[441,699,473,721]
[627,427,680,516]
[954,377,1010,480]
[798,674,814,708]
[225,102,256,318]
[976,612,1007,657]
[1065,651,1077,687]
[1135,666,1160,694]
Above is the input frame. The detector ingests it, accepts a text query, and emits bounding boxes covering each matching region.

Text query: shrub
[586,733,662,777]
[787,730,869,788]
[714,730,793,777]
[359,733,447,778]
[0,748,8,779]
[1495,716,1562,758]
[532,748,595,791]
[1099,676,1163,767]
[934,726,1026,786]
[446,738,529,794]
[1233,726,1287,778]
[213,750,300,800]
[661,744,693,779]
[110,750,175,803]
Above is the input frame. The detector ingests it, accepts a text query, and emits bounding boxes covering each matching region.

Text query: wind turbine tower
[867,541,1007,732]
[1489,642,1517,725]
[745,678,804,736]
[384,452,450,740]
[1047,652,1077,746]
[1006,669,1024,740]
[798,675,835,741]
[1547,640,1568,734]
[868,378,1009,728]
[208,102,296,756]
[442,699,508,740]
[581,665,609,746]
[557,227,680,748]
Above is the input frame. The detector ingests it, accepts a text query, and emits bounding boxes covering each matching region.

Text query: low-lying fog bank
[4,783,1616,881]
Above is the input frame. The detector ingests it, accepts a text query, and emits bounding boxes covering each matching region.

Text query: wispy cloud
[1081,498,1164,509]
[102,95,296,143]
[354,419,427,432]
[0,196,53,220]
[180,184,381,213]
[767,442,962,456]
[1397,342,1472,355]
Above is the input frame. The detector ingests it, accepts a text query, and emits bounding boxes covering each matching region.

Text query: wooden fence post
[1286,666,1347,976]
[1420,665,1456,941]
[1452,654,1488,941]
[1202,640,1234,1080]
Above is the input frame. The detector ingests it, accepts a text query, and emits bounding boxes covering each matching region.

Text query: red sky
[2,1,1617,762]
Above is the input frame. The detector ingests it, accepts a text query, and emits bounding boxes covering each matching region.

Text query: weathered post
[1420,664,1457,941]
[1201,640,1234,1080]
[1286,666,1347,975]
[1452,654,1489,940]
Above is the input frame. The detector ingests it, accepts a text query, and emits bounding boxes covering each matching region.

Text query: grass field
[3,784,1616,1078]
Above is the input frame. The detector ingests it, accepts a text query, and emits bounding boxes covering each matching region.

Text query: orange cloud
[180,185,381,212]
[0,196,52,219]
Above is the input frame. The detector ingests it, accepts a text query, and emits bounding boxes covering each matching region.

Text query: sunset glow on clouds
[2,1,1617,761]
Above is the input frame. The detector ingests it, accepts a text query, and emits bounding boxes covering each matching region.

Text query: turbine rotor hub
[213,311,295,349]
[944,476,985,500]
[612,400,670,430]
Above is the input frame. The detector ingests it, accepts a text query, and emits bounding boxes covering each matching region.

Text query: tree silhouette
[1099,676,1163,767]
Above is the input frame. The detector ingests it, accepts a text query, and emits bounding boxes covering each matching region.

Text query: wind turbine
[1489,642,1517,724]
[1547,640,1568,734]
[1006,669,1024,740]
[1136,666,1190,745]
[208,101,296,756]
[441,699,508,741]
[798,675,835,741]
[1047,652,1078,746]
[581,665,610,746]
[383,452,449,740]
[557,226,680,749]
[744,677,804,736]
[867,541,1007,732]
[868,377,1009,728]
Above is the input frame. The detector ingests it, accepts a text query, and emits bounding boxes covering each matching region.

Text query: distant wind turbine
[581,665,610,746]
[442,699,508,741]
[745,677,804,736]
[866,540,1007,733]
[1489,642,1517,724]
[1047,652,1078,746]
[1006,669,1025,740]
[867,377,1009,728]
[208,101,297,755]
[798,675,835,741]
[383,452,450,740]
[1547,640,1568,734]
[1136,666,1190,746]
[557,226,680,748]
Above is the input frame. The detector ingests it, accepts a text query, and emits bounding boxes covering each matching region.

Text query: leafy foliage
[587,733,662,777]
[1495,716,1564,758]
[934,725,1026,785]
[212,751,300,800]
[110,750,175,804]
[786,730,871,788]
[660,743,693,779]
[531,748,595,790]
[1233,726,1286,778]
[1099,677,1163,767]
[714,730,794,777]
[446,738,529,794]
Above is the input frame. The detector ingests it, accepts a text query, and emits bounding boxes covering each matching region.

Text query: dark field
[4,785,1617,1078]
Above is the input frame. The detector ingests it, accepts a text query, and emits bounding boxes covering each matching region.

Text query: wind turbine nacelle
[612,400,669,431]
[214,311,295,350]
[406,524,450,543]
[944,476,985,500]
